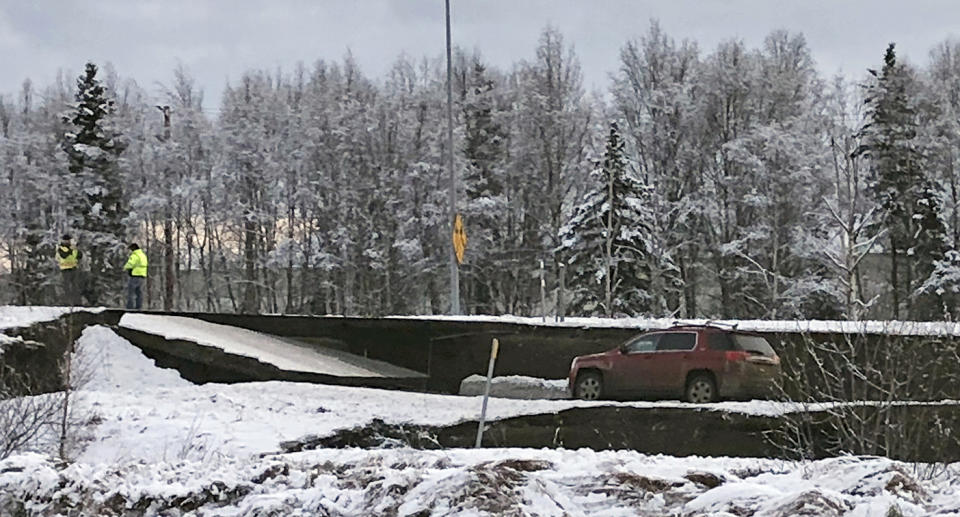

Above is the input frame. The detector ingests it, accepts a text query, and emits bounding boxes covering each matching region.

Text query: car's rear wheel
[574,372,604,400]
[685,374,717,403]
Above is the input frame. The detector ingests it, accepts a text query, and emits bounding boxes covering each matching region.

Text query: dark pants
[126,276,145,310]
[61,269,81,306]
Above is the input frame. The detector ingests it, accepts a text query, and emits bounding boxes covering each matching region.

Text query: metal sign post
[445,0,460,315]
[475,338,500,448]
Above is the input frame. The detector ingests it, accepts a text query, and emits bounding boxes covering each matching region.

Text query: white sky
[2,0,959,112]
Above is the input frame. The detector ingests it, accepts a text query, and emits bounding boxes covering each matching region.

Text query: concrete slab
[120,314,426,379]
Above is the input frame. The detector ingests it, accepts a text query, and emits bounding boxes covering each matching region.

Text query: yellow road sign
[453,213,467,265]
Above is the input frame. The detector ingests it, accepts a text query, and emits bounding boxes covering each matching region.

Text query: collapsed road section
[117,313,428,390]
[4,307,960,462]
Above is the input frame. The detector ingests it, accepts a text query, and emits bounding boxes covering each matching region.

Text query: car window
[622,333,659,354]
[707,332,735,351]
[732,334,776,356]
[656,332,697,351]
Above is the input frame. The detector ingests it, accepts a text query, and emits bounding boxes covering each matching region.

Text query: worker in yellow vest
[56,234,83,306]
[123,242,148,310]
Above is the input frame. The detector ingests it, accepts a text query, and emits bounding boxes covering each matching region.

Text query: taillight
[746,354,780,366]
[725,350,750,362]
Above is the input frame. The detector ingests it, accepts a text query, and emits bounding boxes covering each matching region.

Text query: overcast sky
[2,0,959,113]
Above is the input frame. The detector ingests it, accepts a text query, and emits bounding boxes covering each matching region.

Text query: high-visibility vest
[57,246,80,270]
[124,249,148,277]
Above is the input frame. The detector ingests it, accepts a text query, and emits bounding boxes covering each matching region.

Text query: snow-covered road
[0,305,103,330]
[120,313,427,378]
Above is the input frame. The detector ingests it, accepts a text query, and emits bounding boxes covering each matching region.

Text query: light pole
[445,0,460,314]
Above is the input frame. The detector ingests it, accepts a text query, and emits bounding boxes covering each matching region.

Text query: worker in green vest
[123,242,148,310]
[56,234,83,306]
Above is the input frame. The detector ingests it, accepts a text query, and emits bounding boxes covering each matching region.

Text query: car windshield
[732,334,776,356]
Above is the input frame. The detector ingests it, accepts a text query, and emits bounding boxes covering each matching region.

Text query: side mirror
[618,344,627,354]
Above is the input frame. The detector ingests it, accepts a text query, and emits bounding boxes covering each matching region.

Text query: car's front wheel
[574,371,604,400]
[685,374,717,403]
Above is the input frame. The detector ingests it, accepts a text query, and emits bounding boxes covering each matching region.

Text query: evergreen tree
[62,63,128,305]
[859,44,950,319]
[464,60,505,201]
[917,41,960,318]
[559,122,656,316]
[912,182,952,317]
[462,57,510,313]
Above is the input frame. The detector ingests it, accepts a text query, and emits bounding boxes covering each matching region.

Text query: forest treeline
[4,22,960,320]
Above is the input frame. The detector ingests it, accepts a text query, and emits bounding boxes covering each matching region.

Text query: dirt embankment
[280,403,960,462]
[0,310,121,396]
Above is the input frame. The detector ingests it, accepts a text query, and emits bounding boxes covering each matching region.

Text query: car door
[644,332,698,395]
[607,333,661,397]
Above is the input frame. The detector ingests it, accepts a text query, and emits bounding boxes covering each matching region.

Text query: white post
[557,262,565,322]
[475,337,499,448]
[539,259,546,322]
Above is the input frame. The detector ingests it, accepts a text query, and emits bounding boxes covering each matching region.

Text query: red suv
[568,325,781,403]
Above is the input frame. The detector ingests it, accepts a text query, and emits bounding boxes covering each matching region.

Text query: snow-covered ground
[4,445,959,516]
[396,313,960,336]
[3,307,960,515]
[459,374,570,399]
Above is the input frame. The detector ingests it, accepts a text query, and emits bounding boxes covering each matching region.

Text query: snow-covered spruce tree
[461,56,511,314]
[859,44,950,319]
[916,41,960,318]
[907,183,955,320]
[559,122,657,316]
[62,63,128,306]
[919,248,960,318]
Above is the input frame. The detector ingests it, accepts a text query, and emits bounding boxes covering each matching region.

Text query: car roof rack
[705,320,739,330]
[670,320,739,331]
